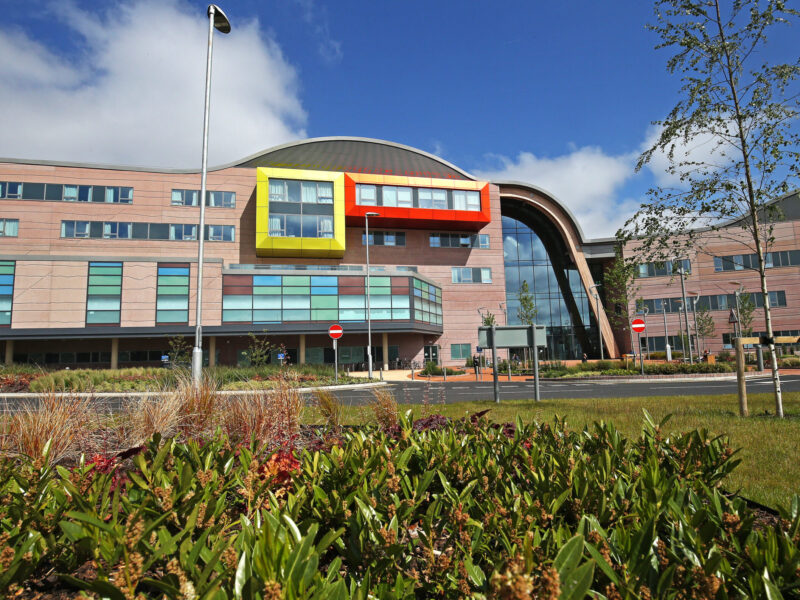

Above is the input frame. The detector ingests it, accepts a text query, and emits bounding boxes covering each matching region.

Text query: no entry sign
[328,324,344,339]
[631,318,646,333]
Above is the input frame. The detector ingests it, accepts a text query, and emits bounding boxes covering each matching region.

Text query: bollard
[411,364,415,381]
[443,366,447,382]
[380,367,383,381]
[735,337,748,417]
[756,345,764,371]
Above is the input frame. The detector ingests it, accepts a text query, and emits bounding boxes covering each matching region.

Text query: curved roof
[0,136,475,179]
[232,137,474,179]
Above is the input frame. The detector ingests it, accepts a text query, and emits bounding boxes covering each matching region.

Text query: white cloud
[292,0,343,64]
[475,146,640,238]
[0,0,306,168]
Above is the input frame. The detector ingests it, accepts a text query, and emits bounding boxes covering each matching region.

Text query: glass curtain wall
[502,215,596,359]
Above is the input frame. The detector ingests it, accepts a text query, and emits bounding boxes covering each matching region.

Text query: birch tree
[620,0,800,417]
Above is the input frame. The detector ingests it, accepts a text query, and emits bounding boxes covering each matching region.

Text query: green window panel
[370,296,391,308]
[91,266,122,275]
[87,285,121,296]
[283,309,310,321]
[391,296,410,308]
[87,310,121,324]
[0,313,9,325]
[157,275,188,286]
[157,285,189,295]
[89,275,122,286]
[0,298,11,311]
[392,309,410,320]
[340,309,365,320]
[283,276,310,286]
[340,296,365,308]
[0,265,14,275]
[415,310,424,321]
[311,296,337,309]
[253,296,281,309]
[157,310,189,323]
[283,286,310,295]
[223,309,252,322]
[157,297,188,310]
[283,296,310,309]
[311,309,338,321]
[223,295,252,310]
[370,308,392,319]
[370,277,391,287]
[254,309,281,322]
[369,287,391,295]
[253,286,282,295]
[87,297,121,311]
[340,346,364,363]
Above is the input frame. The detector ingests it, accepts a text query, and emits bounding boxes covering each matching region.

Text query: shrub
[418,361,465,376]
[779,356,800,368]
[314,388,342,430]
[369,387,398,430]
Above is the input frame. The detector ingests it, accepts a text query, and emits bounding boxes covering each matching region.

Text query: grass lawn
[319,391,800,510]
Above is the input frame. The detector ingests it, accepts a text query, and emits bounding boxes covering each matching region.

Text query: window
[636,259,691,278]
[430,233,489,248]
[0,219,18,237]
[453,190,481,211]
[268,179,335,239]
[0,261,14,326]
[103,222,132,239]
[356,184,377,206]
[172,189,235,207]
[157,263,190,323]
[715,250,800,271]
[2,182,22,199]
[61,221,90,238]
[169,224,197,240]
[362,231,406,246]
[86,262,122,325]
[451,343,471,360]
[451,267,492,283]
[204,224,235,241]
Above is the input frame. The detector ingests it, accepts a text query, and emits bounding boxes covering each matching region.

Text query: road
[330,374,800,406]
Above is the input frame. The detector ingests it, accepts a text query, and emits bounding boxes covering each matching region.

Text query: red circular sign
[631,318,646,333]
[328,325,343,339]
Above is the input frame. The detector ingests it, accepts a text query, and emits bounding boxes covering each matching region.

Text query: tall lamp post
[364,212,380,379]
[192,4,231,384]
[687,292,701,355]
[662,299,671,361]
[589,283,603,360]
[676,265,693,364]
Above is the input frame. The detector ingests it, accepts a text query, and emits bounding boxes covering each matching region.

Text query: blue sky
[1,0,797,237]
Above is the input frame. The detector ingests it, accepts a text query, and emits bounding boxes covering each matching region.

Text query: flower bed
[2,410,798,598]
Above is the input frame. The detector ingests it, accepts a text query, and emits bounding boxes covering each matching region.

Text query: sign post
[478,325,547,402]
[631,318,646,375]
[329,325,343,383]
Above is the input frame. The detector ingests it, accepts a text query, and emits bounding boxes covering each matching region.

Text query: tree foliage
[481,311,497,326]
[604,250,640,333]
[620,0,800,417]
[695,301,717,345]
[738,292,756,336]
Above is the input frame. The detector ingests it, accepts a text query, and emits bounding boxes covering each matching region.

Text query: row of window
[638,290,788,314]
[636,259,691,278]
[721,330,800,345]
[431,233,490,248]
[60,221,235,242]
[362,231,405,246]
[269,179,333,204]
[640,331,800,352]
[268,214,333,238]
[0,180,239,208]
[356,184,482,211]
[0,219,18,237]
[714,250,800,271]
[171,189,236,208]
[0,181,133,203]
[452,267,492,284]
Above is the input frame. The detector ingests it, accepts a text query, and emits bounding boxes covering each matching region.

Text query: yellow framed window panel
[256,167,346,258]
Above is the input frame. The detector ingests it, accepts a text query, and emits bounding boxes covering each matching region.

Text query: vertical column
[4,340,13,365]
[111,338,119,369]
[209,336,216,367]
[382,332,389,370]
[299,334,306,365]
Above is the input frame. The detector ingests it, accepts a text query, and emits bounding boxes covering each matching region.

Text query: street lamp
[662,298,672,361]
[192,4,231,385]
[589,283,603,360]
[729,280,744,338]
[676,266,693,364]
[364,211,380,379]
[687,292,701,356]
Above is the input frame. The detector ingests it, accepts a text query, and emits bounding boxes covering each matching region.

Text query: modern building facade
[0,137,796,368]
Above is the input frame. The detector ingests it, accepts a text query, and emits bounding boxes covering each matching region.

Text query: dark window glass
[132,223,149,239]
[78,186,92,202]
[45,184,63,201]
[90,222,104,238]
[92,186,106,203]
[149,223,169,240]
[23,183,45,200]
